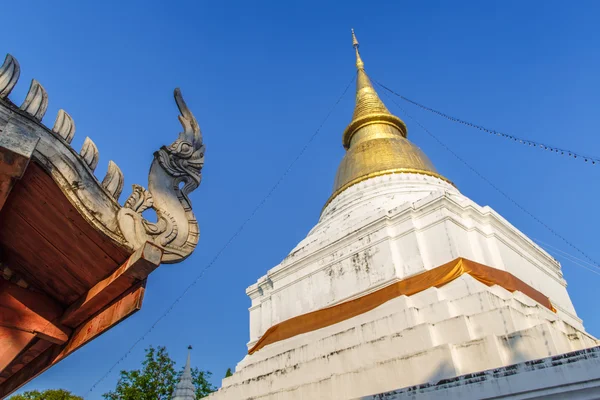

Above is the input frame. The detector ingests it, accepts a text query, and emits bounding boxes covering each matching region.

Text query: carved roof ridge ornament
[118,88,204,263]
[102,160,124,200]
[0,53,204,263]
[53,109,76,143]
[80,137,99,171]
[0,54,20,97]
[20,79,48,120]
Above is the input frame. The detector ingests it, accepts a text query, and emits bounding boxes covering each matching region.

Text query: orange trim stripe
[249,258,555,355]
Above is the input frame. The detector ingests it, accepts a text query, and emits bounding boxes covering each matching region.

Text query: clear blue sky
[4,1,600,397]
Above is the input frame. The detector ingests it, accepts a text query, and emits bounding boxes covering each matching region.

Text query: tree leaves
[102,345,215,400]
[190,368,215,398]
[9,389,83,400]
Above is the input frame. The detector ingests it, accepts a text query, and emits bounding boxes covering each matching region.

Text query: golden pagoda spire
[342,29,405,149]
[351,29,364,70]
[324,30,451,210]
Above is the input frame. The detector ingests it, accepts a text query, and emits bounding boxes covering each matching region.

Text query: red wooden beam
[57,281,146,362]
[0,343,63,398]
[0,280,70,344]
[0,338,52,384]
[0,282,147,397]
[0,280,69,388]
[61,241,162,328]
[0,327,35,372]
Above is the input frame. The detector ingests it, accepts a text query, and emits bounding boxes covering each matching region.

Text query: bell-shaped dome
[326,30,451,210]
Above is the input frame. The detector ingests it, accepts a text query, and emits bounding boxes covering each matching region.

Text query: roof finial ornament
[351,29,364,70]
[118,88,204,263]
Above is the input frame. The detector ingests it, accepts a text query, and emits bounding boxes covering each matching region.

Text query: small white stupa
[172,346,196,400]
[207,31,600,399]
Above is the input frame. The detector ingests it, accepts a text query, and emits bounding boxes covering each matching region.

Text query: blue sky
[4,0,600,397]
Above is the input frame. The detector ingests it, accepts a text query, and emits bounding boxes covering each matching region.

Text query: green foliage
[190,368,215,398]
[9,389,83,400]
[224,368,233,378]
[102,345,215,400]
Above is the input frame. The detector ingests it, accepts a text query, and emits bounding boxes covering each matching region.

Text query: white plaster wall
[357,346,600,400]
[246,173,582,347]
[208,172,598,400]
[210,275,597,400]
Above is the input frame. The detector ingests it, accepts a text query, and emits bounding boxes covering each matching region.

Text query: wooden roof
[0,53,205,397]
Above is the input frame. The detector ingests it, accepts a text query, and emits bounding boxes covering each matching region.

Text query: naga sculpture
[0,53,204,264]
[118,89,204,262]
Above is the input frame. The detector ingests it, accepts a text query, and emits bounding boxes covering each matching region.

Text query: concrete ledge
[358,345,600,400]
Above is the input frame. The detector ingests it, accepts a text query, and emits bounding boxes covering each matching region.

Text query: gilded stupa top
[342,29,407,148]
[325,30,451,208]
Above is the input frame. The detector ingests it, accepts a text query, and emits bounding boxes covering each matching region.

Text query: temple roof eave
[0,53,205,263]
[0,52,208,396]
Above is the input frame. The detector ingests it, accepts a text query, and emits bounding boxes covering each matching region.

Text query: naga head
[156,88,205,207]
[118,89,205,263]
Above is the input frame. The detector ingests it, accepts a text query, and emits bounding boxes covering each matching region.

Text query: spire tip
[351,29,359,48]
[351,29,364,70]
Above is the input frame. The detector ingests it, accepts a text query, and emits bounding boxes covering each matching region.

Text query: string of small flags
[374,81,600,166]
[378,86,600,270]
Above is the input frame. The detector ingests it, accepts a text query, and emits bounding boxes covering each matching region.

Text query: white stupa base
[208,275,596,399]
[358,345,600,400]
[208,173,596,399]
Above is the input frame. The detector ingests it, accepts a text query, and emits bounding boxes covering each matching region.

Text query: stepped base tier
[207,173,598,400]
[358,345,600,400]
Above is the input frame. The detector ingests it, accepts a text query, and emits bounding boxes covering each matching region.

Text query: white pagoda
[172,346,196,400]
[207,31,600,399]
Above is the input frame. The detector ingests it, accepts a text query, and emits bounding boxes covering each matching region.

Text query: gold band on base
[248,258,556,355]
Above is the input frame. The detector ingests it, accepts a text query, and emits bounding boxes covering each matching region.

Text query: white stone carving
[52,109,76,143]
[20,79,48,120]
[80,137,99,171]
[102,161,124,200]
[0,54,19,98]
[117,88,203,263]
